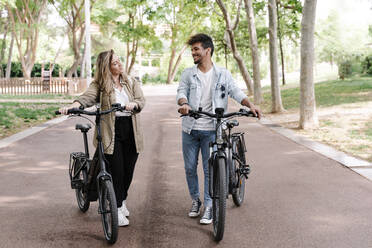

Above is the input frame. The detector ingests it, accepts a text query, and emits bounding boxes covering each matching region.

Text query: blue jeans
[182,130,215,207]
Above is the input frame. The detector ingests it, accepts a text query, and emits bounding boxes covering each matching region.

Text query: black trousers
[105,116,138,208]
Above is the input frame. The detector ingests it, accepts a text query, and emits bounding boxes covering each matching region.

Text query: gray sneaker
[188,198,202,217]
[200,206,212,224]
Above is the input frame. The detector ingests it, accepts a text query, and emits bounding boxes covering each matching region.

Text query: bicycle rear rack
[69,152,88,189]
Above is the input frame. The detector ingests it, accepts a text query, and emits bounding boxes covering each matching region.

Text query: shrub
[362,55,372,75]
[338,60,352,79]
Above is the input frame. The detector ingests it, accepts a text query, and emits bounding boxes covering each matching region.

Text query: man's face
[191,42,211,64]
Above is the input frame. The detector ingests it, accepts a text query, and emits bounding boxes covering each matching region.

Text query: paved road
[1,95,372,247]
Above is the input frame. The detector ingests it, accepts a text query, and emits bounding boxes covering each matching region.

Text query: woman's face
[110,54,123,76]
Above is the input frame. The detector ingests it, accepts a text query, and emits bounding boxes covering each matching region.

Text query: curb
[260,118,372,181]
[0,115,68,149]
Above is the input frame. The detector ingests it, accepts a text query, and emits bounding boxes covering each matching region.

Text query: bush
[141,73,167,84]
[338,60,352,79]
[362,55,372,75]
[1,62,64,78]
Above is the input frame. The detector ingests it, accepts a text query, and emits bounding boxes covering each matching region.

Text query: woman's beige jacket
[75,74,145,154]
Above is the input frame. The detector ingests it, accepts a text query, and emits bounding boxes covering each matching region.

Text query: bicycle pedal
[240,166,251,176]
[71,179,84,189]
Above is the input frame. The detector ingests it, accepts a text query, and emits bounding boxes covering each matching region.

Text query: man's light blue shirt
[176,64,247,134]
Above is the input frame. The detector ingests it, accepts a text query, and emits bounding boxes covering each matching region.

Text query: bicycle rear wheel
[213,157,226,242]
[232,140,246,207]
[74,160,90,212]
[99,180,118,244]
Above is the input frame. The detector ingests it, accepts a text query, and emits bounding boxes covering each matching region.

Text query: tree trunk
[127,39,138,75]
[217,0,253,95]
[276,1,286,86]
[167,48,176,85]
[0,15,9,65]
[299,0,318,129]
[268,0,285,113]
[244,0,263,104]
[169,45,188,84]
[5,33,14,79]
[80,43,86,78]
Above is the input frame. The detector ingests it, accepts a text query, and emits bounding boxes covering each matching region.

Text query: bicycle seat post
[82,131,90,158]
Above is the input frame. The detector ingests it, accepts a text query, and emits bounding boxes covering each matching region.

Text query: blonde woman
[59,50,145,226]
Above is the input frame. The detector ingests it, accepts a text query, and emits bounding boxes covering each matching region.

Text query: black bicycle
[183,107,257,241]
[56,103,127,244]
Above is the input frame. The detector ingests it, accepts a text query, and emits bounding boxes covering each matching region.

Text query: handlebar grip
[55,111,61,115]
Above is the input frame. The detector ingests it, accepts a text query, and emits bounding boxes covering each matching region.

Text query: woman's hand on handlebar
[125,102,138,111]
[59,102,81,115]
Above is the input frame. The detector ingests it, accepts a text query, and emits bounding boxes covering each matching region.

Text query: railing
[0,78,87,95]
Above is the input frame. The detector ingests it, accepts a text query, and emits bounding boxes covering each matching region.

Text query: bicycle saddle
[226,120,239,129]
[75,123,92,132]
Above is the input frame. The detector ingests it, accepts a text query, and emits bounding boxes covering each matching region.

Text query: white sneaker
[118,209,129,226]
[119,200,130,217]
[200,207,213,225]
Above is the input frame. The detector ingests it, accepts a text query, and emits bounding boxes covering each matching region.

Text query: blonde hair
[94,49,114,93]
[94,49,130,93]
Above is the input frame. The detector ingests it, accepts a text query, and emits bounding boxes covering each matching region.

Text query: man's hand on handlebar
[59,102,81,115]
[178,103,191,115]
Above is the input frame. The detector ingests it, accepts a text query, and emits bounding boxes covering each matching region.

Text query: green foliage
[141,73,167,84]
[362,55,372,75]
[1,62,64,77]
[338,61,352,79]
[261,77,372,110]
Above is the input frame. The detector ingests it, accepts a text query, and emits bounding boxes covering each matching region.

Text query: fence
[0,78,87,95]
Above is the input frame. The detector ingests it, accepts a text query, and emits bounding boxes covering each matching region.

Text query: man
[176,33,261,224]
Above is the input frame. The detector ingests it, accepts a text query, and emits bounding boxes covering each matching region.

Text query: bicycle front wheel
[99,180,118,244]
[213,157,227,242]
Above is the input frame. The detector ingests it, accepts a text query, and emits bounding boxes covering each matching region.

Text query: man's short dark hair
[187,33,214,57]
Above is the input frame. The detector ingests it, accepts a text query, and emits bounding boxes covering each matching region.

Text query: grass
[260,77,372,112]
[261,76,372,162]
[0,102,64,138]
[0,94,73,100]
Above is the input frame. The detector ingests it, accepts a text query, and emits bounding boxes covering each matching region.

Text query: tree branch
[232,0,242,30]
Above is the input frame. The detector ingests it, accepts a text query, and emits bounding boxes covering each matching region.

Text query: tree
[276,0,302,85]
[5,0,47,79]
[97,0,158,75]
[152,0,207,84]
[216,0,254,95]
[51,0,92,77]
[268,0,284,113]
[243,0,263,104]
[299,0,318,129]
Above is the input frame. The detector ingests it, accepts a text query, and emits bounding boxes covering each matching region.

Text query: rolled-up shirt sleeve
[176,70,190,103]
[226,70,247,104]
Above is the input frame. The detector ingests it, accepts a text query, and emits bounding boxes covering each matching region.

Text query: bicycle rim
[213,158,226,242]
[100,180,118,244]
[75,162,90,212]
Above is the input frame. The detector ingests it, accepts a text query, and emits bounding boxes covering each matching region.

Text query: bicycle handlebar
[55,104,127,116]
[181,108,258,119]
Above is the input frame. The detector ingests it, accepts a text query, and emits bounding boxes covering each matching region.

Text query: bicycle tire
[213,157,226,242]
[100,180,118,244]
[74,160,90,212]
[232,140,246,207]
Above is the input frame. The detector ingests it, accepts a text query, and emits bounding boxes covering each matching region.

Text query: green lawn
[0,94,73,100]
[260,77,372,111]
[0,102,64,138]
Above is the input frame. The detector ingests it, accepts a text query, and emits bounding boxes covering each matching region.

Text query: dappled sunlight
[0,192,47,207]
[3,160,67,174]
[310,214,352,233]
[159,118,181,125]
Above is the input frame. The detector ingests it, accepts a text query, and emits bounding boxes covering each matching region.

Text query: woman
[59,50,145,226]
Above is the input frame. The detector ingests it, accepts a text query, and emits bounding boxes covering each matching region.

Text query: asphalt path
[1,95,372,247]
